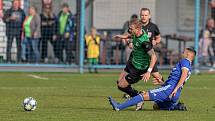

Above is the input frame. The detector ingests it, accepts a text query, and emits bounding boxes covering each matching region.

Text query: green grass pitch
[0,72,215,121]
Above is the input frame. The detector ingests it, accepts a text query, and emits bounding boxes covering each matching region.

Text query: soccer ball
[23,97,37,111]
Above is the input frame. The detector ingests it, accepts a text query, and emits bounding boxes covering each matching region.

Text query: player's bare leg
[117,70,128,84]
[117,70,132,98]
[117,70,139,99]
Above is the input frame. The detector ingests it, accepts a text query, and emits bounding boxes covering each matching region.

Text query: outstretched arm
[113,32,131,40]
[169,68,188,98]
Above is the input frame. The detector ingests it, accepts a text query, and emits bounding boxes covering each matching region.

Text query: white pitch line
[28,74,49,80]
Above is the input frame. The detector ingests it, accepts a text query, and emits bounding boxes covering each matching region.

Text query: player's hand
[113,35,122,39]
[152,77,164,85]
[169,89,177,99]
[128,43,133,49]
[141,72,151,82]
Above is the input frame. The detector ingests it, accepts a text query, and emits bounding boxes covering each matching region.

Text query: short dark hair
[62,3,69,8]
[131,14,138,19]
[140,8,151,14]
[186,47,196,56]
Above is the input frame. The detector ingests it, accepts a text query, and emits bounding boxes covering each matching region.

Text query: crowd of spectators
[3,0,76,64]
[2,0,214,70]
[198,0,215,72]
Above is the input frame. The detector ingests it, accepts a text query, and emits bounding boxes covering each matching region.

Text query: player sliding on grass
[113,19,157,110]
[108,47,196,111]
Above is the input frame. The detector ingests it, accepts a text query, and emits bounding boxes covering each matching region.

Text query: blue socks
[118,94,144,110]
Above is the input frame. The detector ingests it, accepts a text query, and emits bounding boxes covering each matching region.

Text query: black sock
[118,85,139,97]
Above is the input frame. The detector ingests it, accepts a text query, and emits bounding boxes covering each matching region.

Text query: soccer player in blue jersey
[108,47,196,111]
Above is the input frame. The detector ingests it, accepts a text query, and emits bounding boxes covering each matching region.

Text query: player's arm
[152,24,161,45]
[114,32,131,40]
[153,34,161,45]
[169,68,188,98]
[141,42,157,82]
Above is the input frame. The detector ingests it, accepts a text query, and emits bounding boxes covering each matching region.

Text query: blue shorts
[148,84,182,110]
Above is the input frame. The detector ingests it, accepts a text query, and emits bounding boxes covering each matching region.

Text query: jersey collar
[185,58,192,64]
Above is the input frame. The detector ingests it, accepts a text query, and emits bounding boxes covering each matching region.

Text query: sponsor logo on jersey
[148,32,152,38]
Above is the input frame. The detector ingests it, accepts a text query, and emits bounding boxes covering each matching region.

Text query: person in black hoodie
[3,0,25,63]
[40,0,57,63]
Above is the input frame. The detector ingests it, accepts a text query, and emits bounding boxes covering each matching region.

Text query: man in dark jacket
[55,3,75,64]
[3,0,25,63]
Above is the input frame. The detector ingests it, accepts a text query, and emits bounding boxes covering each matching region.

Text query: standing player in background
[140,8,163,84]
[114,19,157,110]
[108,47,196,111]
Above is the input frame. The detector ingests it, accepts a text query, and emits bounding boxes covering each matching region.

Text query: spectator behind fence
[122,14,138,61]
[40,0,57,63]
[3,0,25,63]
[85,27,100,73]
[100,31,112,64]
[210,0,215,20]
[55,3,75,64]
[21,6,41,63]
[199,18,215,72]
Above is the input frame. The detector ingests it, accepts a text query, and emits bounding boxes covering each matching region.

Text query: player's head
[182,47,196,61]
[129,19,142,35]
[140,8,151,24]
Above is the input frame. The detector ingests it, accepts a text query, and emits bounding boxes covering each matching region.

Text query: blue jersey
[165,58,192,87]
[148,58,192,110]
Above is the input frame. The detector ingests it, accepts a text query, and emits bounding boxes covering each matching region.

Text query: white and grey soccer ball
[23,97,37,111]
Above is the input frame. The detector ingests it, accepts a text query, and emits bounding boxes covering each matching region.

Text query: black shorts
[124,60,147,84]
[124,60,158,84]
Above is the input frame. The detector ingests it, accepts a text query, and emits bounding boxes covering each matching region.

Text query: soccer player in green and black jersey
[114,20,157,110]
[140,8,164,85]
